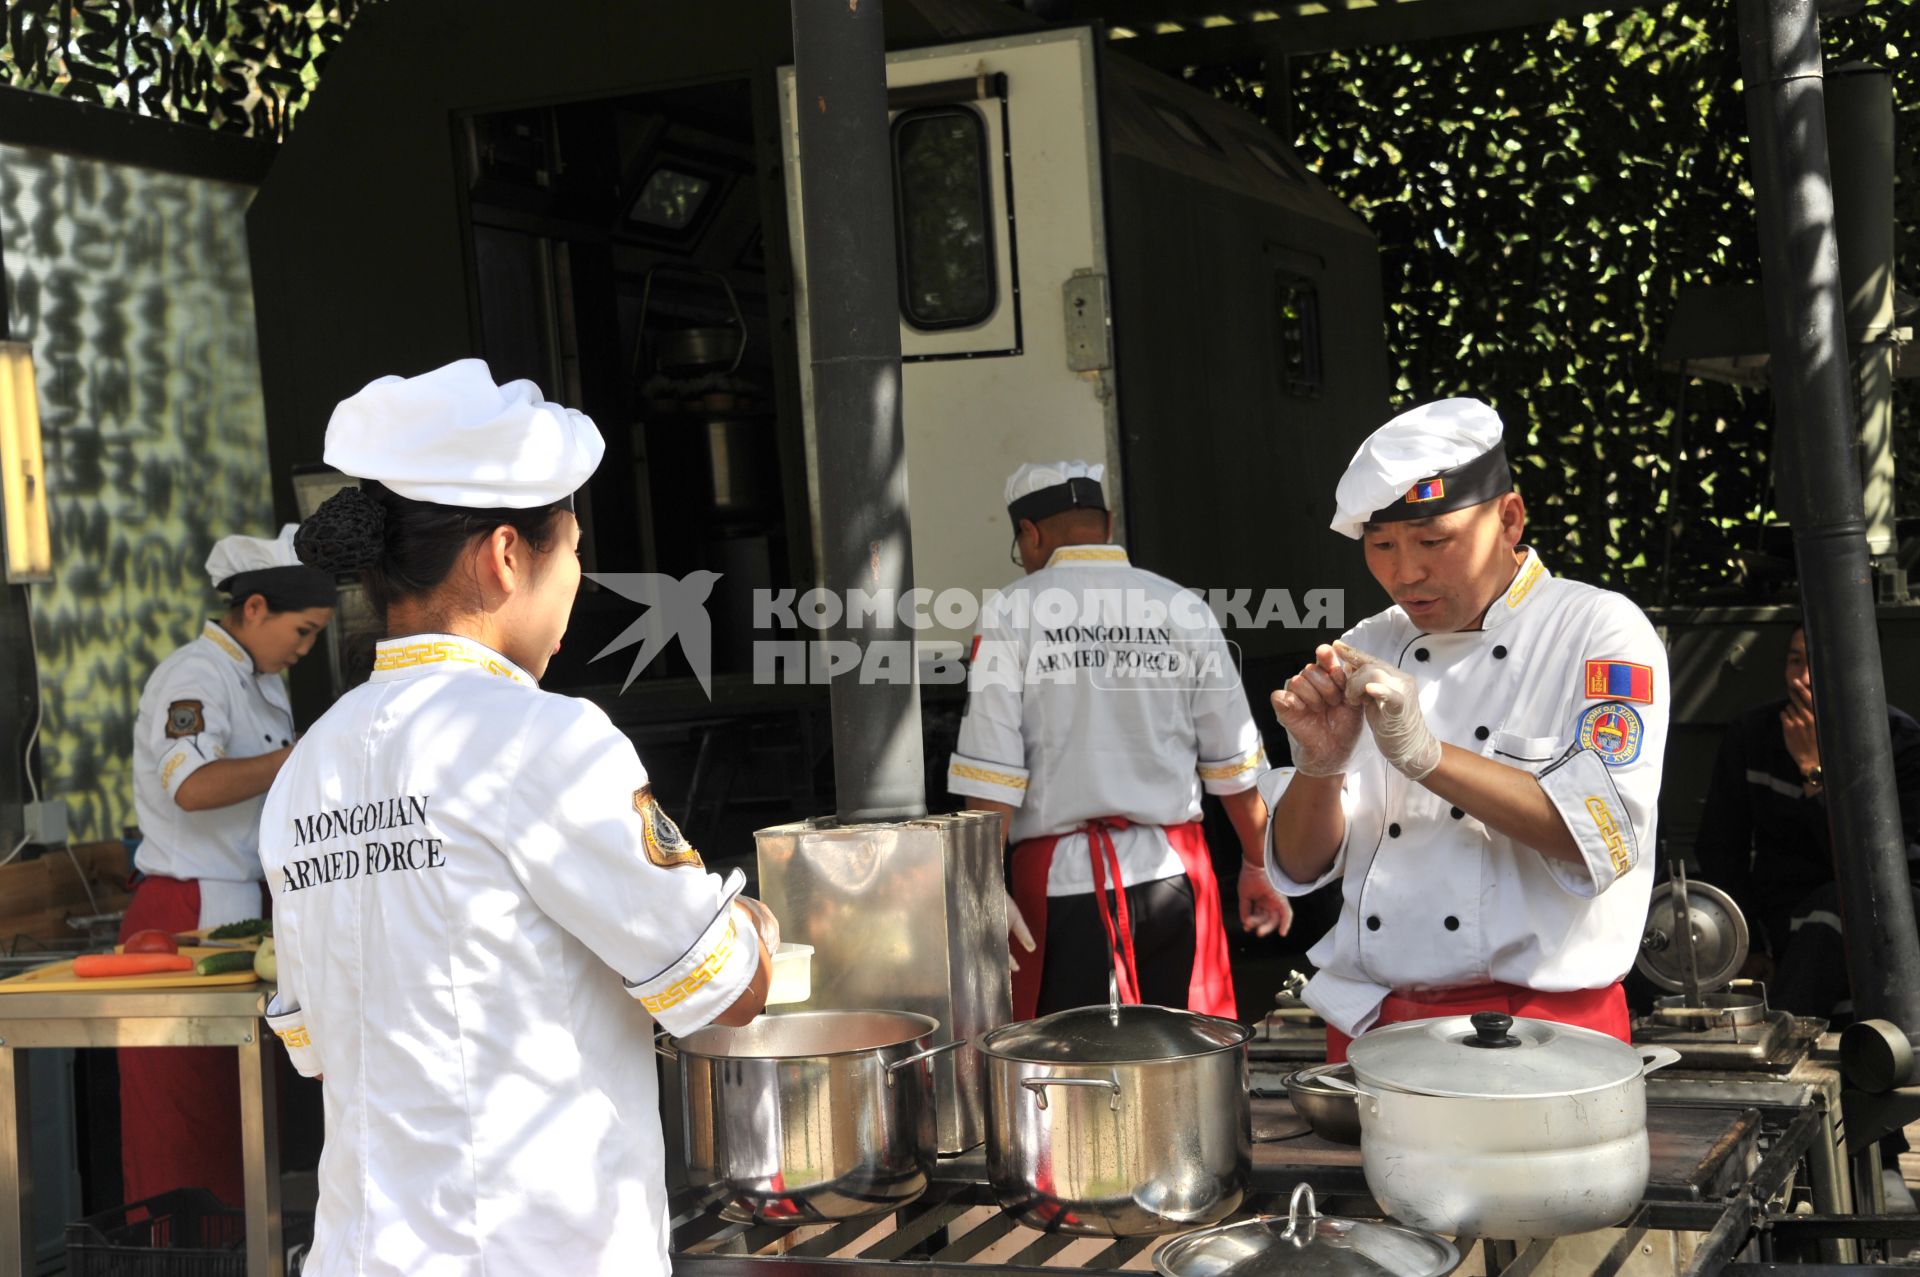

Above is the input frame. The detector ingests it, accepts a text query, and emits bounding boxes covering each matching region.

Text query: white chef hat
[206,525,335,608]
[1329,398,1512,539]
[1005,460,1107,525]
[322,359,605,510]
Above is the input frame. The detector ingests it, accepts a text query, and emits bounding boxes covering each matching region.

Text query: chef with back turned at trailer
[1263,399,1668,1061]
[948,461,1291,1021]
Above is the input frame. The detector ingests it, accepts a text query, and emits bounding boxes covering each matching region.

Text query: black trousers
[1035,874,1197,1015]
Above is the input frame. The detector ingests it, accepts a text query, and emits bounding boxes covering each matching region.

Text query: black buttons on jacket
[1444,916,1461,931]
[1388,823,1402,838]
[1414,648,1430,662]
[1493,645,1509,660]
[1474,726,1490,740]
[1366,915,1382,931]
[1450,807,1464,820]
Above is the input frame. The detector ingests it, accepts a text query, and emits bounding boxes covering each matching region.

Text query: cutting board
[0,946,260,994]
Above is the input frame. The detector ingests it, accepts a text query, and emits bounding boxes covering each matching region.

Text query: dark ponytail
[295,482,567,626]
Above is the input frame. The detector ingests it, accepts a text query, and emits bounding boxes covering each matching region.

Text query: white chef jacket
[132,620,295,927]
[256,633,758,1277]
[948,545,1266,894]
[1266,549,1668,1036]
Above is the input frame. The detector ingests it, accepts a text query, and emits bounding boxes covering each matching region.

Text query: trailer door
[779,26,1116,647]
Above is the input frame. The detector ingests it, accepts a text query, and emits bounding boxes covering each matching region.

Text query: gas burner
[1249,971,1329,1067]
[1630,871,1815,1070]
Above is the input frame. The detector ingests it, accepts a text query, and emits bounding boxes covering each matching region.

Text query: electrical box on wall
[23,798,67,846]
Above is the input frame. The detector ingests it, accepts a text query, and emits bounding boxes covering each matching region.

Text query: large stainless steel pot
[979,1003,1251,1237]
[1332,1013,1680,1238]
[664,1010,961,1224]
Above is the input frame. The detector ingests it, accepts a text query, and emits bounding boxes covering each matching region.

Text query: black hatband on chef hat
[1007,477,1107,527]
[219,564,338,612]
[1365,442,1513,526]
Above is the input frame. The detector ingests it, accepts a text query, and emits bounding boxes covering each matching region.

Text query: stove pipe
[1736,0,1920,1045]
[791,0,928,822]
[1824,64,1898,567]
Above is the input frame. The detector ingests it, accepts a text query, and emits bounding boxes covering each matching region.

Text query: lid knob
[1466,1011,1520,1049]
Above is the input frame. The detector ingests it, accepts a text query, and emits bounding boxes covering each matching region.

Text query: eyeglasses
[1009,534,1023,567]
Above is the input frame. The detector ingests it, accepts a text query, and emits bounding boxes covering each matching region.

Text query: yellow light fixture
[0,341,51,583]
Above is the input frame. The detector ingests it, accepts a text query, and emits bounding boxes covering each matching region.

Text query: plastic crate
[65,1188,311,1277]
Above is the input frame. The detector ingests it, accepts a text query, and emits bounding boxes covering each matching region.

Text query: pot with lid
[1328,1012,1680,1238]
[979,999,1251,1237]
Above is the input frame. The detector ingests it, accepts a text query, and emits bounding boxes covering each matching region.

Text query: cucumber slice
[195,950,258,977]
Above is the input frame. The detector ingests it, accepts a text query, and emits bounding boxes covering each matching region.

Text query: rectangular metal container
[755,810,1010,1154]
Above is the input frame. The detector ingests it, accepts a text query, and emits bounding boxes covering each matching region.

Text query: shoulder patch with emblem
[633,786,703,869]
[1576,701,1644,766]
[165,700,206,739]
[1583,659,1654,705]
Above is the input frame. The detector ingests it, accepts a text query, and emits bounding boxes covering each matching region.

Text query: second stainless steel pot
[980,1003,1251,1237]
[666,1010,960,1224]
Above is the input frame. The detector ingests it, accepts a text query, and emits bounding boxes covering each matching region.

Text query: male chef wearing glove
[1263,399,1668,1060]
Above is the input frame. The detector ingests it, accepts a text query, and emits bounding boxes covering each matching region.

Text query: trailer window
[1246,140,1307,188]
[1145,96,1224,155]
[1275,276,1323,398]
[630,167,712,231]
[892,106,997,330]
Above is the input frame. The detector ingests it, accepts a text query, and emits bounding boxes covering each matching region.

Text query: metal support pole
[791,0,927,823]
[1736,0,1920,1039]
[0,1047,30,1277]
[236,1031,284,1277]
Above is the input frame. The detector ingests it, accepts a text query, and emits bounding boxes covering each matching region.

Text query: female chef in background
[260,359,775,1277]
[122,527,335,1205]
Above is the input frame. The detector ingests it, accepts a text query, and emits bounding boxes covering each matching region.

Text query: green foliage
[0,1,365,140]
[1190,3,1919,603]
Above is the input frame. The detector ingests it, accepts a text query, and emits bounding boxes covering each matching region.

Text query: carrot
[74,954,196,978]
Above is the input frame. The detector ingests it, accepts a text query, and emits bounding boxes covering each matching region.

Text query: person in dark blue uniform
[1693,624,1920,1019]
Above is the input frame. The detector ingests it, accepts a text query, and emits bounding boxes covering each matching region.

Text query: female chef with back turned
[258,359,775,1277]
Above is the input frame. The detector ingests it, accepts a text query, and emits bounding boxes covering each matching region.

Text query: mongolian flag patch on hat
[1407,478,1446,503]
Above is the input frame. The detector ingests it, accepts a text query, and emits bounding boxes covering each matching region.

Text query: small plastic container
[766,943,814,1005]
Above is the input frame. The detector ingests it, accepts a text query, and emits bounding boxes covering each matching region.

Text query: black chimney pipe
[1736,0,1920,1034]
[791,0,928,822]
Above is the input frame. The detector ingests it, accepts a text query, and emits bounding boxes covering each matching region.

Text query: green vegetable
[208,918,272,941]
[195,950,258,977]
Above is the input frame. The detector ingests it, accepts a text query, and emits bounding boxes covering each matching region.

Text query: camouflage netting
[1185,4,1919,603]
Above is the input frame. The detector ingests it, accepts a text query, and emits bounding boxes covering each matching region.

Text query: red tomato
[122,929,178,955]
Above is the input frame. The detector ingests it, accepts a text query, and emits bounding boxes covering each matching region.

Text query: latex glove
[1269,644,1365,777]
[1007,891,1038,972]
[733,895,781,954]
[1335,640,1442,781]
[1238,859,1293,938]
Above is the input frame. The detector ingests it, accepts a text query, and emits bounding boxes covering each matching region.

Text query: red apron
[1009,818,1235,1020]
[1323,980,1630,1063]
[117,875,267,1207]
